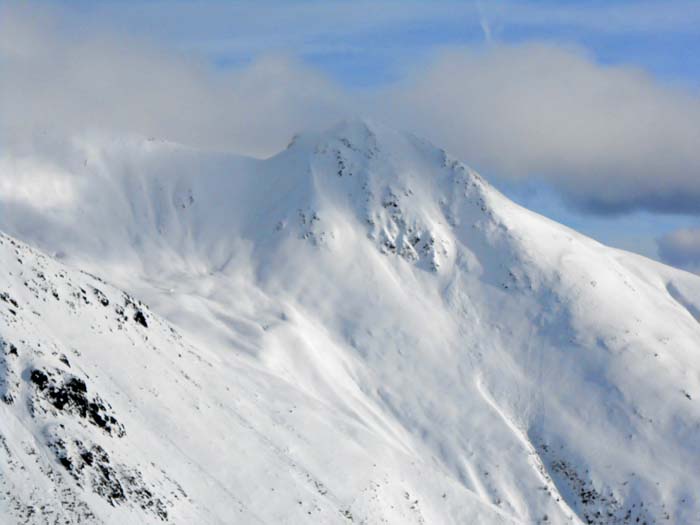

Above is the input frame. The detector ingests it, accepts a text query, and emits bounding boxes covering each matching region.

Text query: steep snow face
[0,233,516,524]
[2,120,700,524]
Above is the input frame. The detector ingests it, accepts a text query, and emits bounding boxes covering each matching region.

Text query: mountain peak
[2,119,700,523]
[270,119,498,273]
[286,117,389,154]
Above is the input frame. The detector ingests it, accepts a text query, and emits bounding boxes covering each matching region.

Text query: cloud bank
[0,5,348,158]
[387,44,700,214]
[2,3,700,216]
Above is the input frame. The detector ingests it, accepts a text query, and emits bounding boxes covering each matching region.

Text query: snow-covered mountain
[1,120,700,524]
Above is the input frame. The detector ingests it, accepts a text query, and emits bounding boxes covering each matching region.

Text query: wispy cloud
[475,1,493,44]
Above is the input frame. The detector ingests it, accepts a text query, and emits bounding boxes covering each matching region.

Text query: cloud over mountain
[2,2,700,215]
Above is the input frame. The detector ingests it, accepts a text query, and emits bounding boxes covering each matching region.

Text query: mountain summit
[1,121,700,524]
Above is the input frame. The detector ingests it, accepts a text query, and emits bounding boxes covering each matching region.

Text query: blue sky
[2,0,700,269]
[84,1,700,90]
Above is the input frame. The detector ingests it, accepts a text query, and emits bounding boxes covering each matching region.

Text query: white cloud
[0,4,347,157]
[2,3,700,215]
[384,43,700,213]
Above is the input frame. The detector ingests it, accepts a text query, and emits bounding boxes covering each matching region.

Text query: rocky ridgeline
[0,233,190,523]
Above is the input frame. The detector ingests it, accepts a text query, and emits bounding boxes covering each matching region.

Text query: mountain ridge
[1,120,700,523]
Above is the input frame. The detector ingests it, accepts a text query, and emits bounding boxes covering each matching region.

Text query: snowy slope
[1,120,700,524]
